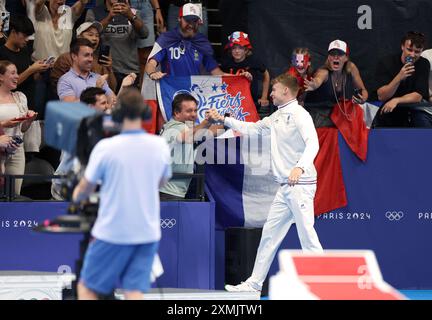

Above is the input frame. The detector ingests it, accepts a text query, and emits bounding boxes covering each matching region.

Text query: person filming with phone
[86,0,148,91]
[374,31,431,127]
[0,15,50,118]
[50,21,117,92]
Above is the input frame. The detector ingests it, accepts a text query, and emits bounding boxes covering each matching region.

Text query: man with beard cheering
[145,3,224,80]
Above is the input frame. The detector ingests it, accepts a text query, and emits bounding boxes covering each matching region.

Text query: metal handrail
[304,101,432,109]
[0,173,207,202]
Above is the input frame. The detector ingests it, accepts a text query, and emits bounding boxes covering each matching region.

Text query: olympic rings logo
[160,219,177,229]
[385,211,404,221]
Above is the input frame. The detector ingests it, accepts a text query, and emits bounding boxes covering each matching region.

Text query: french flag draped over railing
[205,135,279,229]
[152,75,275,228]
[143,75,374,228]
[313,101,375,215]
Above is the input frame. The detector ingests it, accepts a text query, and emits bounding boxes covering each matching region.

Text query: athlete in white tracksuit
[208,73,323,292]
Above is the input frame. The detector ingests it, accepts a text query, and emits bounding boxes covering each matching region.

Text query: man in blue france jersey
[144,3,224,80]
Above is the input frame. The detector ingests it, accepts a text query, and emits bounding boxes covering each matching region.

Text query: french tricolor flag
[143,75,273,228]
[205,135,279,229]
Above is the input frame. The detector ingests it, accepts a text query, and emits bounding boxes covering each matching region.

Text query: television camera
[34,101,120,232]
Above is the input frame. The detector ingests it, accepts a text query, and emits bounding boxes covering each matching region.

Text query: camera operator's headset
[111,96,152,123]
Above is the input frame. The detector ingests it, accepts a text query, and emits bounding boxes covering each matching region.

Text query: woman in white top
[33,0,89,61]
[0,60,37,195]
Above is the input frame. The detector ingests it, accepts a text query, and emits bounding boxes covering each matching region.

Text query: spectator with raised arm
[145,3,224,81]
[33,0,89,60]
[159,93,222,200]
[304,40,368,127]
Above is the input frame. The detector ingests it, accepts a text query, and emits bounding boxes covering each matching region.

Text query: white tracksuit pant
[247,183,323,288]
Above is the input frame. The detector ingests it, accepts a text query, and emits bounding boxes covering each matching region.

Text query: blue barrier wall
[0,129,431,290]
[261,129,432,289]
[0,202,82,272]
[0,200,215,290]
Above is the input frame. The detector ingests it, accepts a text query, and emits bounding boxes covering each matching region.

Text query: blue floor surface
[400,290,432,300]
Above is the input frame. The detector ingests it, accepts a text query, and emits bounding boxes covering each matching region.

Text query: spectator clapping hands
[96,74,109,88]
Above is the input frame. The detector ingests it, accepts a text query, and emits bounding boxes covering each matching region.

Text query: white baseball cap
[328,39,348,55]
[179,3,202,21]
[76,21,103,36]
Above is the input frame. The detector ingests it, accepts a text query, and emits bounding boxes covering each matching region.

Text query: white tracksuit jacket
[224,99,319,183]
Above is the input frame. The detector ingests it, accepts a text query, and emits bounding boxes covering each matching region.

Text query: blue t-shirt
[152,31,218,76]
[85,130,172,244]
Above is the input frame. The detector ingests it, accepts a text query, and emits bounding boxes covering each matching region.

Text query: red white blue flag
[156,75,260,122]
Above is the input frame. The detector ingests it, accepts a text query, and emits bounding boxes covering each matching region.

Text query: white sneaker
[225,281,261,292]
